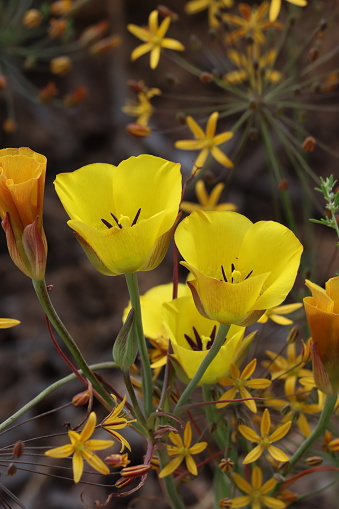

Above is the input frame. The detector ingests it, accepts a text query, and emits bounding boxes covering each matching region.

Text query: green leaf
[112,308,138,370]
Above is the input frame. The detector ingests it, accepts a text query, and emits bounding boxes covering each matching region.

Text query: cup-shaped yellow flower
[127,10,185,70]
[45,412,114,483]
[0,147,47,280]
[54,155,182,276]
[163,295,255,384]
[304,277,339,395]
[175,211,303,326]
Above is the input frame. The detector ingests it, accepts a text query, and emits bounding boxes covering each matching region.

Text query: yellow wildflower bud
[22,9,43,28]
[126,123,151,138]
[305,456,323,466]
[89,35,121,55]
[72,388,92,406]
[219,499,232,509]
[79,20,109,46]
[48,18,68,39]
[219,458,234,472]
[3,119,16,133]
[38,82,59,103]
[63,86,88,107]
[0,148,47,280]
[50,56,72,76]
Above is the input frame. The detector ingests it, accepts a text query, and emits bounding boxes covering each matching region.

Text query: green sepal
[112,308,138,370]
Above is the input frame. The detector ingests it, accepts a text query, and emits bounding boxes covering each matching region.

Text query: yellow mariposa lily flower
[163,294,255,384]
[45,412,114,483]
[54,155,182,276]
[0,147,47,280]
[128,10,185,70]
[175,210,303,326]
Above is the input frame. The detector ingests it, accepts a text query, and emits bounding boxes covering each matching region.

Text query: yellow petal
[195,180,209,205]
[185,0,209,14]
[189,442,207,454]
[210,146,234,167]
[326,276,339,313]
[261,408,271,436]
[232,473,252,494]
[185,454,198,475]
[230,496,252,508]
[85,439,114,451]
[206,112,218,139]
[131,43,153,61]
[269,0,281,21]
[261,496,286,508]
[149,10,159,34]
[216,387,237,409]
[269,421,292,442]
[267,444,289,462]
[238,424,260,443]
[82,448,110,475]
[80,412,96,442]
[161,38,185,51]
[261,477,277,494]
[158,455,183,478]
[0,318,20,328]
[252,466,263,489]
[45,443,74,458]
[186,116,205,139]
[175,139,206,150]
[241,358,257,379]
[184,421,192,448]
[213,132,234,145]
[150,46,161,69]
[243,444,264,463]
[73,451,84,483]
[127,24,152,42]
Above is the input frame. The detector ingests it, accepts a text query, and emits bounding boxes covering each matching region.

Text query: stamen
[244,270,253,280]
[193,326,203,350]
[221,265,228,282]
[110,213,123,229]
[131,208,141,226]
[231,263,235,272]
[101,218,113,229]
[184,334,199,351]
[206,325,217,349]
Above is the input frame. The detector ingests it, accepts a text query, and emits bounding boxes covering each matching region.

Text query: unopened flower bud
[48,18,68,39]
[3,119,16,133]
[105,453,130,468]
[219,498,232,508]
[176,112,187,125]
[281,404,291,416]
[50,0,72,16]
[13,441,25,458]
[63,86,88,106]
[90,36,121,55]
[199,72,214,84]
[22,9,42,28]
[126,123,151,138]
[301,338,311,363]
[278,179,289,191]
[7,463,17,476]
[286,326,299,344]
[50,56,72,75]
[302,136,316,152]
[79,20,110,46]
[115,477,133,488]
[121,463,151,478]
[165,73,179,86]
[39,82,59,103]
[157,5,178,22]
[305,456,323,466]
[219,458,234,472]
[308,48,318,62]
[150,455,160,470]
[72,388,92,406]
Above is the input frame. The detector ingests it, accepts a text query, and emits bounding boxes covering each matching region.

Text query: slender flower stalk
[32,279,113,408]
[174,323,230,414]
[125,273,154,418]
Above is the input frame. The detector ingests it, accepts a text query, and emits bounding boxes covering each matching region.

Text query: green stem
[202,385,228,451]
[122,369,147,432]
[285,394,337,474]
[125,273,154,418]
[0,362,116,434]
[174,324,230,415]
[32,279,113,408]
[157,448,186,509]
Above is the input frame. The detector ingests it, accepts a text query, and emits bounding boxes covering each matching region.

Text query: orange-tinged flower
[175,210,303,326]
[217,359,271,412]
[222,2,282,45]
[231,466,286,508]
[128,10,185,70]
[54,155,182,276]
[175,112,234,175]
[180,180,237,213]
[304,277,339,395]
[0,147,47,280]
[158,421,207,478]
[45,412,114,483]
[239,408,291,464]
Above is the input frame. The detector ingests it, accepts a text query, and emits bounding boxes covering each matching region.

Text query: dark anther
[244,270,253,280]
[193,326,203,350]
[184,334,199,351]
[101,218,113,229]
[110,213,123,229]
[206,325,217,349]
[131,207,141,226]
[221,265,228,282]
[231,263,235,272]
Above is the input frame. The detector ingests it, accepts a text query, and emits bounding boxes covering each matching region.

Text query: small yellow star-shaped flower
[127,10,185,69]
[175,112,234,175]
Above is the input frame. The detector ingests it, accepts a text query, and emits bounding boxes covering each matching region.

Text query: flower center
[101,208,141,230]
[221,264,253,283]
[184,325,217,351]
